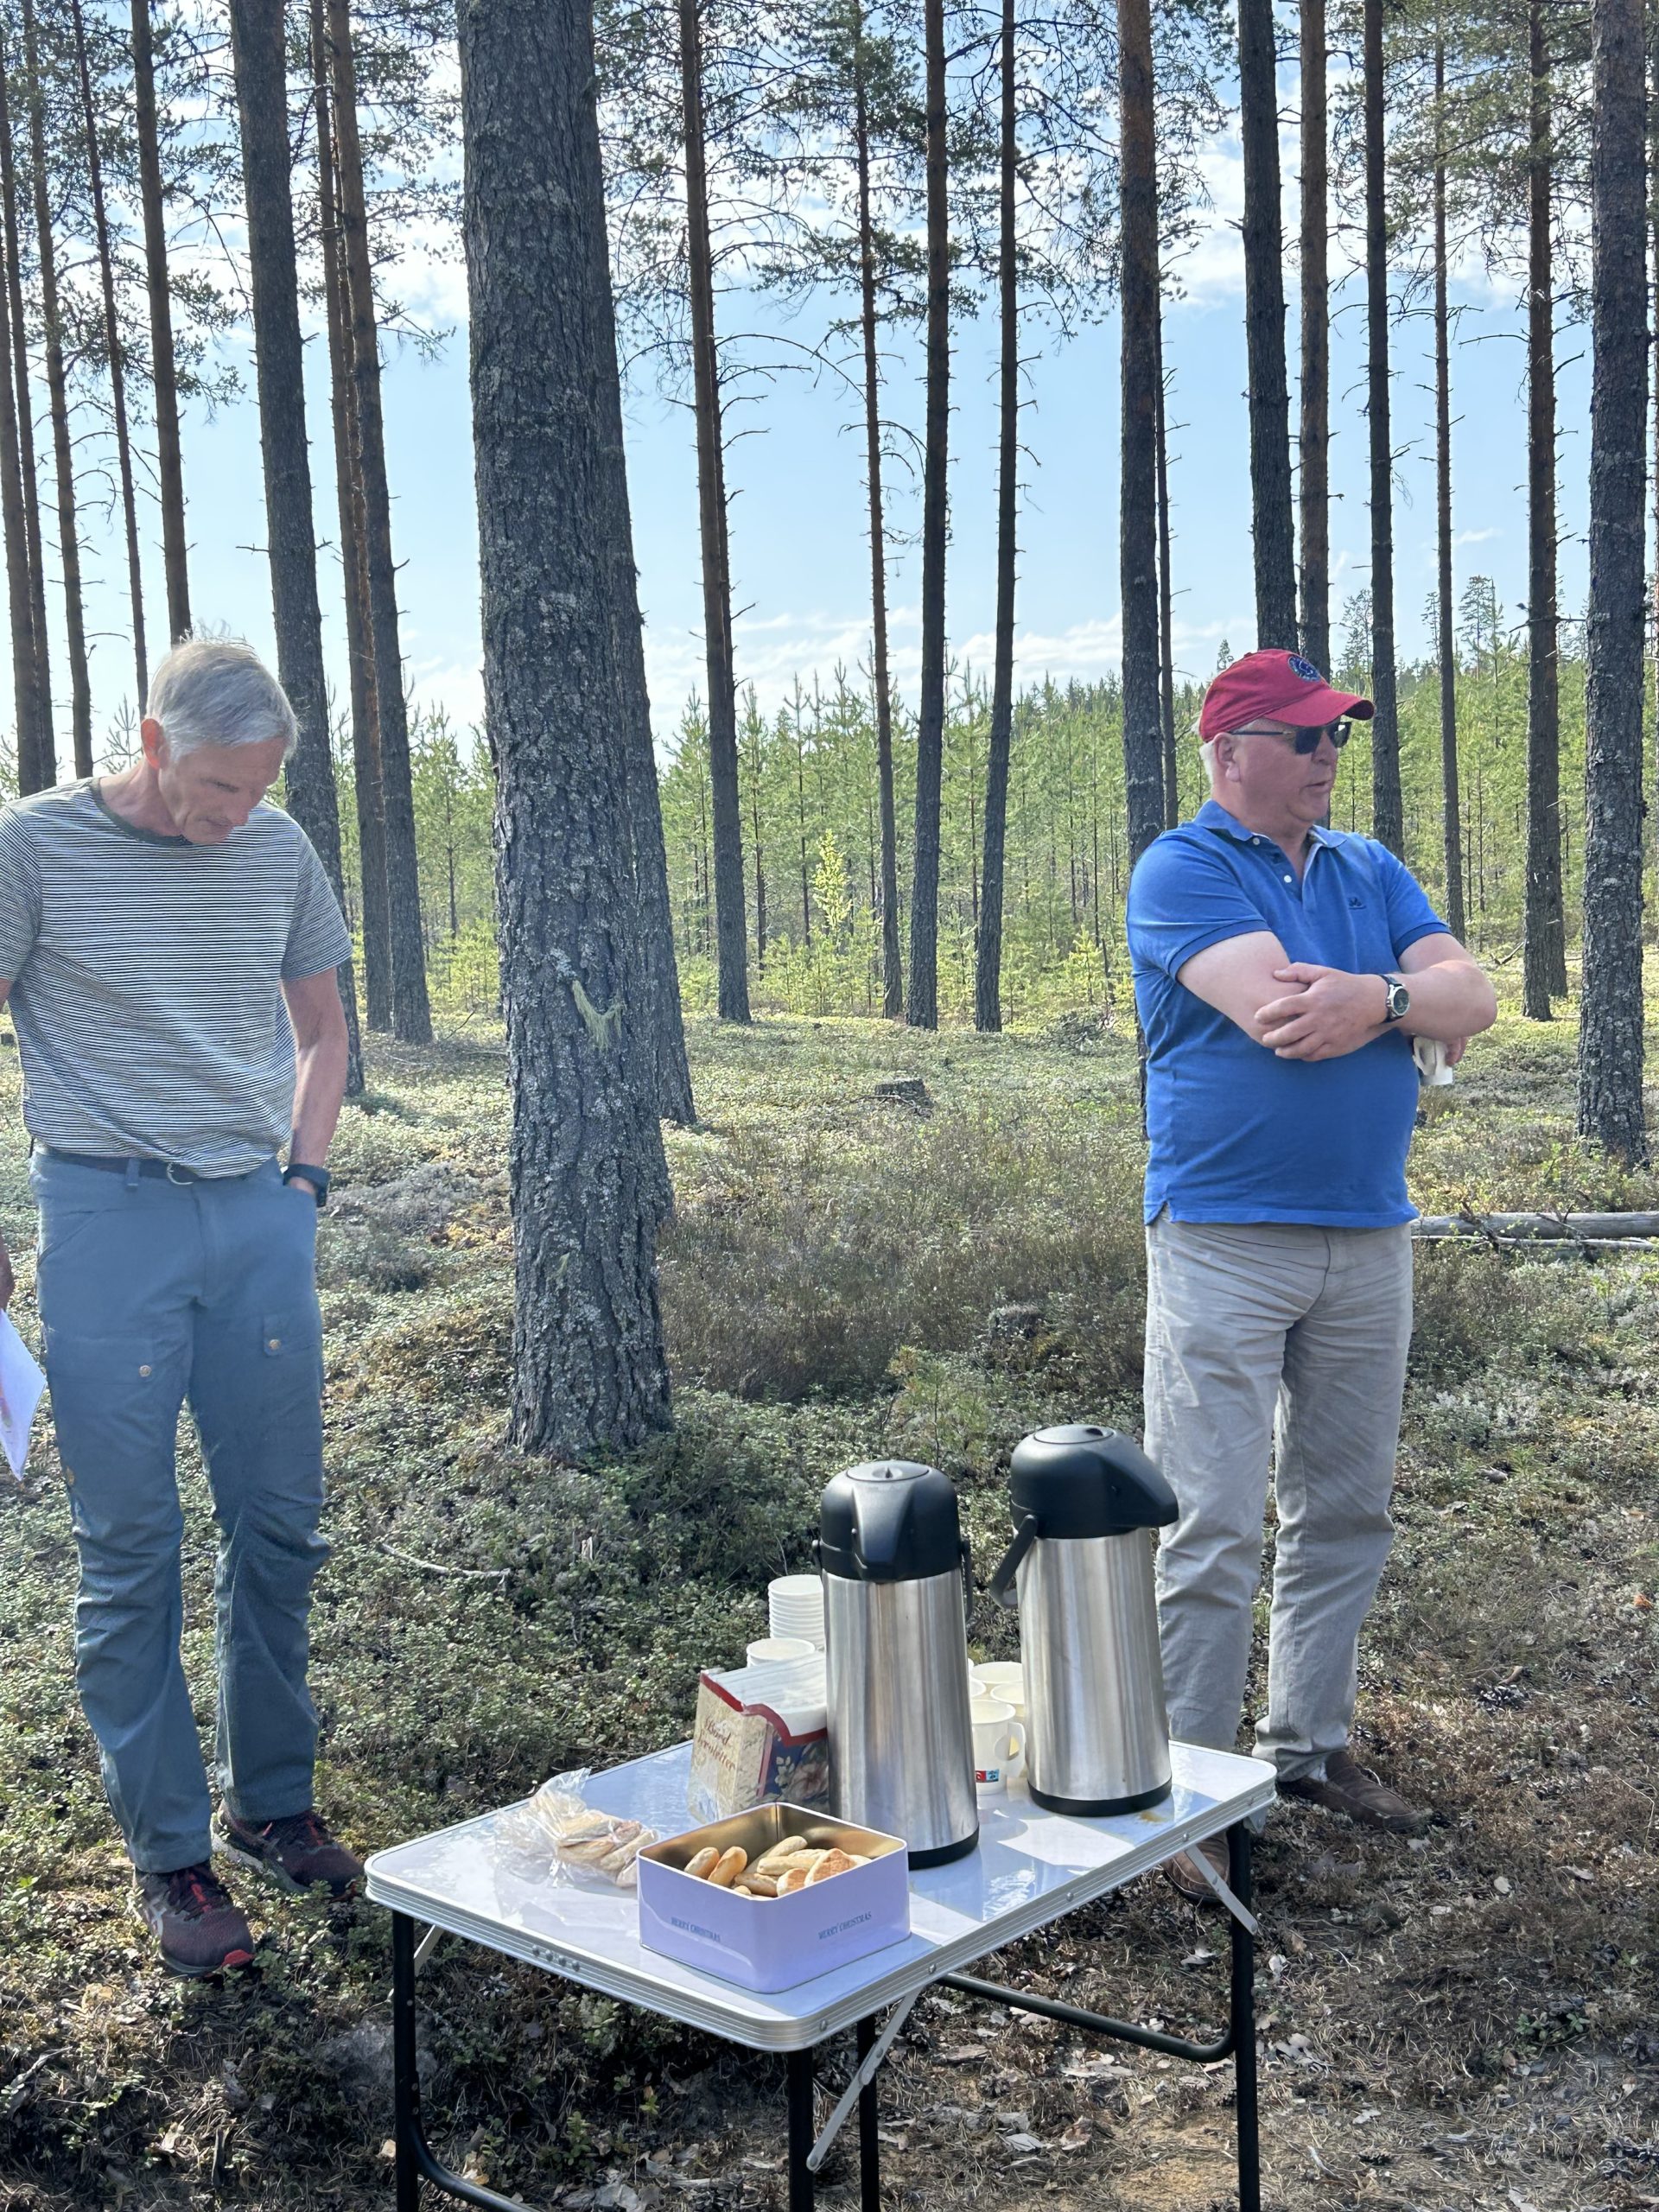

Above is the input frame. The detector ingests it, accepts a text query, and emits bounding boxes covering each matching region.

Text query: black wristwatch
[1381,974,1411,1024]
[283,1161,332,1206]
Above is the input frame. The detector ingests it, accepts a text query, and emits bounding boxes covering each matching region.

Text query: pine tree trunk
[1522,1,1561,1016]
[71,0,147,709]
[22,0,89,779]
[678,0,749,1022]
[457,0,672,1455]
[1299,0,1329,677]
[975,0,1016,1034]
[1363,0,1402,855]
[1118,0,1163,867]
[907,0,949,1027]
[1432,25,1464,944]
[1579,0,1648,1162]
[855,19,901,1019]
[313,0,390,1033]
[226,0,364,1096]
[0,47,52,781]
[130,0,188,643]
[0,193,39,785]
[608,479,696,1123]
[1237,0,1297,649]
[1154,294,1178,827]
[325,0,430,1046]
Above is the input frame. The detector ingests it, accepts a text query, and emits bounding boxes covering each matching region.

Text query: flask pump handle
[988,1513,1038,1611]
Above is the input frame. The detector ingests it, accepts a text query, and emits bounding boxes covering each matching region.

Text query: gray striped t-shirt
[0,781,352,1175]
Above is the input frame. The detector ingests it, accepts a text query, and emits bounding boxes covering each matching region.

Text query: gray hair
[146,634,298,760]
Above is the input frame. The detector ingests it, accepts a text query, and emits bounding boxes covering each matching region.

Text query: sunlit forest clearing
[3,1001,1656,2207]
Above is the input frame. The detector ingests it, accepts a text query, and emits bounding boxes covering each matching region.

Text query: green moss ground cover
[0,1001,1655,2209]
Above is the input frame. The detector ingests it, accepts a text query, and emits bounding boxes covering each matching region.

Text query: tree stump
[874,1077,932,1112]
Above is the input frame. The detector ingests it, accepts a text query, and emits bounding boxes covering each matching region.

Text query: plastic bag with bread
[496,1771,657,1888]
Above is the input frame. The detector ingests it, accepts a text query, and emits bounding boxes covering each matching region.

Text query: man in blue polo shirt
[1127,649,1495,1898]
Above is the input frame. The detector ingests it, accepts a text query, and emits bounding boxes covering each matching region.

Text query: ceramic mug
[971,1699,1027,1794]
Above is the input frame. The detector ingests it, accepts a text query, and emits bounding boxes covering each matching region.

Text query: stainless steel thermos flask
[819,1460,980,1866]
[988,1424,1178,1815]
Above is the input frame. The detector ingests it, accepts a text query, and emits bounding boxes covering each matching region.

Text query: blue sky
[56,97,1585,768]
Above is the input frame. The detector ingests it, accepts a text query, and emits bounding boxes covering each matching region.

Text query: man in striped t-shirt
[0,635,363,1976]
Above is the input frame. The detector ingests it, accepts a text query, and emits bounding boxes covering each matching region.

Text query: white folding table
[367,1739,1276,2212]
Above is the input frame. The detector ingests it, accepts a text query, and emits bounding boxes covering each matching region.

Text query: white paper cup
[746,1636,815,1665]
[768,1574,825,1643]
[971,1700,1027,1794]
[971,1663,1025,1715]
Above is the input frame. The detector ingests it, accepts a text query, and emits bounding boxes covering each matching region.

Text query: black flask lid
[1007,1424,1178,1538]
[819,1460,963,1582]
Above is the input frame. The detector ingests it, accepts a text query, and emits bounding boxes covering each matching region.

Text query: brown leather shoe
[1279,1748,1429,1834]
[1165,1832,1229,1903]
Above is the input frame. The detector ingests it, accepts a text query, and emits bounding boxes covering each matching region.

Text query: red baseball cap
[1198,649,1374,741]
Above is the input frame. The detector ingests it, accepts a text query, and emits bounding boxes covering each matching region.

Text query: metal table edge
[365,1771,1276,2054]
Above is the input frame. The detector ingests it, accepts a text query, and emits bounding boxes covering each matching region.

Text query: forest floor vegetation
[0,993,1656,2210]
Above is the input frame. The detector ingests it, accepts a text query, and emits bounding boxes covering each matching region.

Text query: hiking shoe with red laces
[213,1808,364,1898]
[134,1862,255,1978]
[1280,1748,1430,1834]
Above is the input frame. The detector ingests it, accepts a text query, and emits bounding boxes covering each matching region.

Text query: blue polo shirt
[1127,800,1446,1226]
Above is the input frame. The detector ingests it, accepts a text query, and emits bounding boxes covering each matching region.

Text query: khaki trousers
[1142,1213,1414,1784]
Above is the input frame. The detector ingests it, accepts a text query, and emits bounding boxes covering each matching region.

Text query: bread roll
[805,1848,857,1885]
[708,1847,748,1888]
[683,1847,719,1880]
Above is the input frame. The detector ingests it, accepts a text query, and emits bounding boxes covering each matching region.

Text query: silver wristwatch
[1381,974,1410,1023]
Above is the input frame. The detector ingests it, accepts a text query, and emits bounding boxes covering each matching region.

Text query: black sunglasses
[1229,721,1355,754]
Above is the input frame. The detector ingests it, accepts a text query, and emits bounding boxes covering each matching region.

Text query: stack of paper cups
[767,1573,826,1649]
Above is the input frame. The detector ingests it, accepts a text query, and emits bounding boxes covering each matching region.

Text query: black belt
[37,1147,259,1185]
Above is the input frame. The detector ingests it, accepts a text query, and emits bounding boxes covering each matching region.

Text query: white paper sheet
[0,1311,45,1479]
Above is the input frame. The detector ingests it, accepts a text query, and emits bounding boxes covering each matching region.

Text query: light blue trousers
[34,1151,327,1873]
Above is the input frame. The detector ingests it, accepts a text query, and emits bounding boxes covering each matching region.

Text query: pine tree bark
[313,0,390,1032]
[22,0,90,779]
[975,0,1016,1033]
[678,0,749,1021]
[325,0,430,1045]
[1154,296,1178,826]
[907,0,949,1027]
[1432,23,1464,944]
[614,559,696,1126]
[1299,0,1330,677]
[1119,0,1163,867]
[457,0,672,1455]
[854,12,901,1019]
[130,0,188,643]
[1363,0,1402,854]
[226,0,364,1096]
[0,47,52,780]
[71,0,147,709]
[0,194,39,785]
[1579,0,1648,1162]
[1522,0,1561,1015]
[1237,0,1297,649]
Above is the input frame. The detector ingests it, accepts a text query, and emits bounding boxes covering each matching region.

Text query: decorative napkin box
[688,1655,830,1821]
[637,1804,910,1993]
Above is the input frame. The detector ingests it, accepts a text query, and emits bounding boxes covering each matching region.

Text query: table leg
[786,2050,816,2212]
[392,1910,423,2212]
[1226,1822,1260,2212]
[855,2016,880,2212]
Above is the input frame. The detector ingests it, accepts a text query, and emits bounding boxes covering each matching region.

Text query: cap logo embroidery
[1287,654,1321,682]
